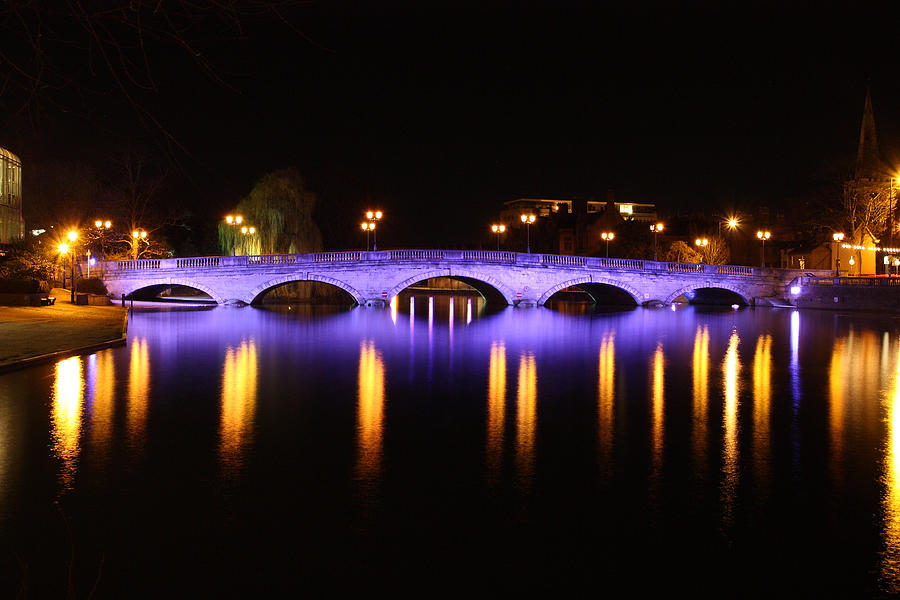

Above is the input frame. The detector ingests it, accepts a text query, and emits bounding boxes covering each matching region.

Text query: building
[499,192,657,255]
[0,147,23,244]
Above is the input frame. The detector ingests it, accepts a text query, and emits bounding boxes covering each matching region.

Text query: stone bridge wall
[96,250,815,307]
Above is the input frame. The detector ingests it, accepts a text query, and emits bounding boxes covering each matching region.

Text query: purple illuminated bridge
[98,250,817,307]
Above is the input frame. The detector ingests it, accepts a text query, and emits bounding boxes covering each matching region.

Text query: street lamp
[650,223,664,261]
[132,229,148,260]
[361,221,375,251]
[94,219,111,260]
[225,215,243,256]
[756,231,771,268]
[894,258,899,279]
[58,242,69,294]
[695,238,708,263]
[521,214,536,253]
[833,232,844,275]
[239,225,256,256]
[849,255,855,276]
[601,232,614,258]
[491,224,506,251]
[365,210,383,250]
[67,231,78,303]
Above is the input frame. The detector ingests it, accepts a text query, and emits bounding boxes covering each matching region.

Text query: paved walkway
[0,289,127,373]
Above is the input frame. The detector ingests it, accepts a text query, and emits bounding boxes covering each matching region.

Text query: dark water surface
[3,297,900,596]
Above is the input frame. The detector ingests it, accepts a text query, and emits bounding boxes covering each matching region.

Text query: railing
[177,257,220,269]
[117,259,161,270]
[716,265,752,276]
[801,276,900,287]
[390,250,443,260]
[667,262,703,273]
[313,251,360,262]
[248,254,297,266]
[542,254,585,267]
[101,251,773,281]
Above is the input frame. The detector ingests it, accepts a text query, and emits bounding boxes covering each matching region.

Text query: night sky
[3,2,899,249]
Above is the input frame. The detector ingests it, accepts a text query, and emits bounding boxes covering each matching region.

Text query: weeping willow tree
[219,169,323,256]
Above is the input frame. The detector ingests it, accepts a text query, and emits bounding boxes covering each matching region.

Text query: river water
[2,296,900,596]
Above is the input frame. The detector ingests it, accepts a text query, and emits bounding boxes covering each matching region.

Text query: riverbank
[0,288,127,373]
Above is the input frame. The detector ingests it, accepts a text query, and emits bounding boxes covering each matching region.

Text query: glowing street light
[491,224,506,251]
[361,221,375,251]
[521,214,536,253]
[849,255,855,276]
[757,231,771,268]
[601,232,615,258]
[239,225,256,256]
[833,232,844,275]
[66,231,78,303]
[365,210,383,250]
[650,223,664,261]
[695,238,708,262]
[94,219,112,260]
[132,229,148,260]
[225,215,243,257]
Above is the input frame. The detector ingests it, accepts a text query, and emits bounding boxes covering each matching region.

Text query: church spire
[855,87,883,179]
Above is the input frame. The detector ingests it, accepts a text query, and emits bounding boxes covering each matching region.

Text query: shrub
[0,278,43,293]
[77,277,108,295]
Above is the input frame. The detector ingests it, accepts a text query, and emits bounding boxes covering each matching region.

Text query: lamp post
[58,242,69,294]
[833,232,844,276]
[67,231,78,304]
[849,255,855,276]
[94,219,111,260]
[894,258,899,279]
[491,224,506,251]
[520,214,536,253]
[695,238,708,263]
[650,223,663,261]
[361,222,374,251]
[601,232,614,258]
[225,215,243,256]
[132,229,148,260]
[239,225,256,256]
[365,210,383,250]
[756,231,771,268]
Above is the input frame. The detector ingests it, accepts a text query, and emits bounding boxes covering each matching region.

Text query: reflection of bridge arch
[246,274,366,305]
[386,269,516,305]
[123,278,225,304]
[665,284,751,305]
[538,277,642,306]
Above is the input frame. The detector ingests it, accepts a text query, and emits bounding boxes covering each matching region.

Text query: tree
[220,169,323,256]
[665,240,702,264]
[695,236,730,265]
[843,179,894,244]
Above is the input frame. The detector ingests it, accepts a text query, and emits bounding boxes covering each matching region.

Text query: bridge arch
[538,277,642,306]
[120,278,225,304]
[245,274,366,306]
[665,284,751,306]
[386,269,516,305]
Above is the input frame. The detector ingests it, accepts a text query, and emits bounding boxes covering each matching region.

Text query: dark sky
[4,1,900,249]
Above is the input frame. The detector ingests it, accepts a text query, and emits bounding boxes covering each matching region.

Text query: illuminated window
[619,204,633,215]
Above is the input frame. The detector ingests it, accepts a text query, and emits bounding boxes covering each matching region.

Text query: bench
[40,296,56,306]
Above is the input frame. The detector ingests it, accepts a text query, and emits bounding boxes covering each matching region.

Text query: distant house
[0,147,22,244]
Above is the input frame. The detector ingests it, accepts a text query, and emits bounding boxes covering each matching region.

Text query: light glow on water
[127,338,150,452]
[52,357,83,491]
[881,339,900,592]
[692,325,709,468]
[356,340,385,488]
[753,334,772,486]
[597,332,615,468]
[516,352,537,488]
[721,330,740,527]
[487,341,506,484]
[220,339,258,475]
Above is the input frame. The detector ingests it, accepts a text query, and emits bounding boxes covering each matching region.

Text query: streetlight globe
[728,218,738,229]
[361,222,368,231]
[235,216,243,225]
[375,211,382,220]
[104,220,111,229]
[133,230,140,239]
[67,231,78,242]
[366,211,374,220]
[95,220,102,228]
[141,231,147,239]
[249,227,255,234]
[226,215,234,225]
[58,243,68,254]
[241,226,248,234]
[499,225,505,233]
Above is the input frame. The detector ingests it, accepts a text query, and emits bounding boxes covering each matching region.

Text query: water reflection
[51,357,84,491]
[127,338,151,451]
[830,337,847,480]
[597,333,615,470]
[752,334,772,487]
[721,331,740,528]
[356,340,386,489]
[487,341,506,484]
[86,351,116,460]
[516,352,537,488]
[650,342,665,485]
[692,325,710,468]
[220,339,258,475]
[881,341,900,592]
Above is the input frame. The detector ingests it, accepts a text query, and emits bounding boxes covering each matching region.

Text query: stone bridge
[97,249,813,307]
